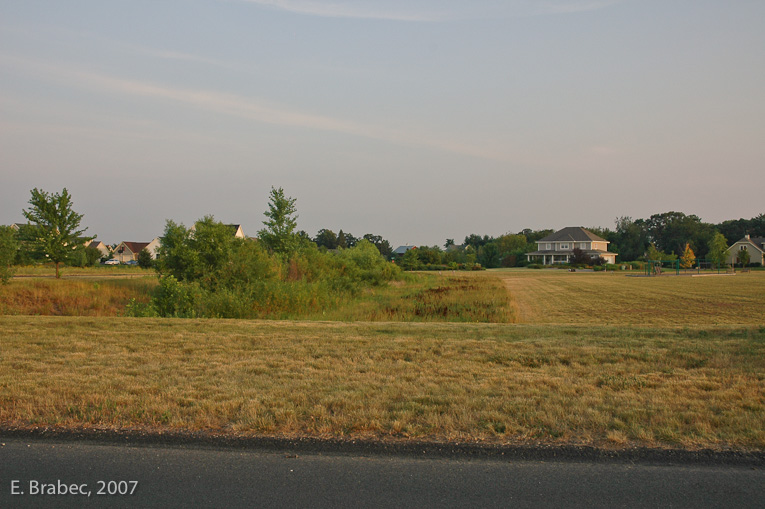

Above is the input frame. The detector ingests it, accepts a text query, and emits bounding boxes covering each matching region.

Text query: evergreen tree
[137,248,154,269]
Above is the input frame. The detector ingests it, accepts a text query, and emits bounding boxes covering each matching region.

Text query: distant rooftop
[538,227,608,243]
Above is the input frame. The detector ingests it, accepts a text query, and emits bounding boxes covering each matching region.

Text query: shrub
[527,264,543,269]
[137,248,154,269]
[148,219,402,319]
[153,276,201,318]
[0,225,18,284]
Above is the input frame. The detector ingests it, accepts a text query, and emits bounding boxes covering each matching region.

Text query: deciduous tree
[707,232,728,269]
[258,187,299,255]
[0,225,19,284]
[363,234,393,258]
[737,247,750,269]
[680,243,696,269]
[314,229,338,250]
[22,188,89,278]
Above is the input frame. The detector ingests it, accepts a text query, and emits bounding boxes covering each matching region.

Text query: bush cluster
[131,217,401,319]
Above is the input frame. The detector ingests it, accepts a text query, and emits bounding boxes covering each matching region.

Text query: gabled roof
[190,223,244,237]
[117,241,150,254]
[729,237,765,253]
[393,245,416,255]
[537,227,608,243]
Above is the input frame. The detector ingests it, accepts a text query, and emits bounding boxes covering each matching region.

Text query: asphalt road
[1,439,763,508]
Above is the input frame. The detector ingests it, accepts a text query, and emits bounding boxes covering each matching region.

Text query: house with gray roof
[393,245,416,255]
[725,235,765,266]
[526,227,617,265]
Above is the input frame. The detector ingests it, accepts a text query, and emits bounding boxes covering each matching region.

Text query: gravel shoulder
[2,425,763,467]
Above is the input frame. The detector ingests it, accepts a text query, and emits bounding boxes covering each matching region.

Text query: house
[85,239,111,259]
[190,224,245,238]
[113,237,162,263]
[393,245,416,255]
[228,224,245,238]
[725,235,765,266]
[526,227,617,265]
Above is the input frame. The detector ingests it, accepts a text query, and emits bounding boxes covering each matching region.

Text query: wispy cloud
[229,0,626,21]
[231,0,445,21]
[0,54,530,163]
[533,0,627,15]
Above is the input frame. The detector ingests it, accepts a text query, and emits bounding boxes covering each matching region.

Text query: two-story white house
[526,227,617,265]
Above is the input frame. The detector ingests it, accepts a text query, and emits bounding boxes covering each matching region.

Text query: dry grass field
[1,316,763,449]
[0,278,154,316]
[1,269,763,450]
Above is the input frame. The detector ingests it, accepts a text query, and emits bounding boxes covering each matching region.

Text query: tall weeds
[0,278,154,316]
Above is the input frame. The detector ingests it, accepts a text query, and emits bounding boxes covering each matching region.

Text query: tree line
[396,212,764,270]
[2,187,763,286]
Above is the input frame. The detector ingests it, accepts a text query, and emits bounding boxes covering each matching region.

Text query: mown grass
[497,269,765,325]
[1,316,763,450]
[12,264,148,277]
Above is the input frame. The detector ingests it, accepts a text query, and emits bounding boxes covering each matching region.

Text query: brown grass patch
[1,316,763,450]
[0,278,155,316]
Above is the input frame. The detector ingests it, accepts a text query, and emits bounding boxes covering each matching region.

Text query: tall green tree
[363,234,393,258]
[137,248,154,269]
[707,232,729,269]
[337,230,348,249]
[400,248,421,270]
[22,187,89,278]
[613,216,649,261]
[645,211,714,257]
[258,187,299,255]
[0,225,19,284]
[314,229,338,250]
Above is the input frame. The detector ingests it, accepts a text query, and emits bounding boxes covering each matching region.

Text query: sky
[1,0,764,247]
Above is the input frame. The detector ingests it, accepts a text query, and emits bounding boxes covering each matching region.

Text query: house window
[560,243,569,250]
[546,243,551,250]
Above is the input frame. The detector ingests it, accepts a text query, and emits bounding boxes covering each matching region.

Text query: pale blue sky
[2,0,763,246]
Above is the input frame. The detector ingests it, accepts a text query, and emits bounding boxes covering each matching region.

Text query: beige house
[113,237,162,263]
[526,227,617,265]
[725,235,765,266]
[85,239,111,259]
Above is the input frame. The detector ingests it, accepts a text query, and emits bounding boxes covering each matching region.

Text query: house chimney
[745,234,750,240]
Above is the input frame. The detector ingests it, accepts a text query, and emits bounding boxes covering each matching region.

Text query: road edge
[1,426,763,466]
